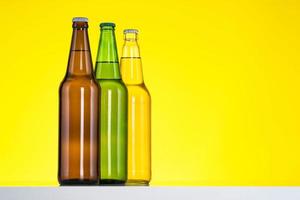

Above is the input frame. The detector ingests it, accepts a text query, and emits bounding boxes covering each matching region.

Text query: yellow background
[0,0,300,186]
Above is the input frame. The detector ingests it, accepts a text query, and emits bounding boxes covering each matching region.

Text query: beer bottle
[120,29,151,185]
[95,23,127,184]
[58,17,99,185]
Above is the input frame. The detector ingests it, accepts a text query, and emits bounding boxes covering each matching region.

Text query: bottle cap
[100,22,116,28]
[124,29,139,34]
[72,17,88,22]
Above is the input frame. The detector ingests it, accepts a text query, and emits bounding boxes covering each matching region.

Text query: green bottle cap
[100,22,116,28]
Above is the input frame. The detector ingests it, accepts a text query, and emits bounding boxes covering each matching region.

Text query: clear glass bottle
[120,29,151,185]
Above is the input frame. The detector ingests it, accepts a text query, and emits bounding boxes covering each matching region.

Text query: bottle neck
[120,37,144,85]
[67,24,93,77]
[95,28,120,80]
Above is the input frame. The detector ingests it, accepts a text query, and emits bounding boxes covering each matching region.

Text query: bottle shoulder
[97,79,125,87]
[126,84,150,98]
[97,79,127,91]
[60,76,99,90]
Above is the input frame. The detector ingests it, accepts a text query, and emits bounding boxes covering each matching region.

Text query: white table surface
[1,187,300,200]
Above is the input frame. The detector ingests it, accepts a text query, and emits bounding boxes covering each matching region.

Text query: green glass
[95,22,127,184]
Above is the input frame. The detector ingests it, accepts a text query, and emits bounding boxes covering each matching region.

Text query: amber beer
[58,17,100,185]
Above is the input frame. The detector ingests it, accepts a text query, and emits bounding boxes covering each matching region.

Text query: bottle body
[59,77,99,185]
[58,18,99,185]
[126,84,151,185]
[120,29,151,185]
[95,23,127,184]
[97,79,127,183]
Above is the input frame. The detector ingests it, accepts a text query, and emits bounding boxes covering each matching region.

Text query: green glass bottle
[95,22,127,185]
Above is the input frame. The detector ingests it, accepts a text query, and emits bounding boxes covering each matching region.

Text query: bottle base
[126,180,149,186]
[59,179,98,186]
[99,179,126,186]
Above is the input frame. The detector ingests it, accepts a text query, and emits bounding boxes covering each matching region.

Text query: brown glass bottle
[58,17,100,185]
